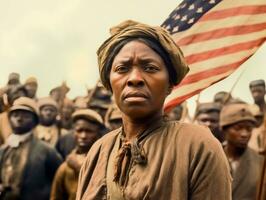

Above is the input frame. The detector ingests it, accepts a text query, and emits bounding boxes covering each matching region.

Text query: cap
[72,109,103,125]
[9,97,39,120]
[195,102,221,117]
[249,104,263,117]
[25,77,38,85]
[220,103,256,128]
[249,79,265,88]
[38,97,59,110]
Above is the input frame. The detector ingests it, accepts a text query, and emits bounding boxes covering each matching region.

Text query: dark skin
[73,119,101,154]
[39,105,58,126]
[9,110,37,135]
[25,83,37,99]
[250,85,266,111]
[223,120,254,160]
[110,40,171,141]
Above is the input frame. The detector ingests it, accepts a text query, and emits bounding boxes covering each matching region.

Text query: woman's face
[110,40,170,120]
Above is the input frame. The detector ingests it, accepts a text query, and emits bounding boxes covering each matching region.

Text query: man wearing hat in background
[50,109,103,200]
[250,79,266,114]
[0,97,62,200]
[220,103,263,199]
[0,84,28,144]
[104,104,122,131]
[35,97,66,147]
[24,76,38,100]
[248,104,266,153]
[194,102,223,142]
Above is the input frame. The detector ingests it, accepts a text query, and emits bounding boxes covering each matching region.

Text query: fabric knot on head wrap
[97,20,189,90]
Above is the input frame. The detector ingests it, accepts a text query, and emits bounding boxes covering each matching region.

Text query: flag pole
[223,66,248,104]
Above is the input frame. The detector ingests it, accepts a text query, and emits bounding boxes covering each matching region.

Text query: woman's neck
[122,112,164,141]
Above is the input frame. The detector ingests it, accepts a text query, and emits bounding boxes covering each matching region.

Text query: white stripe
[215,0,266,10]
[165,70,234,104]
[171,13,266,42]
[186,47,258,75]
[179,29,266,56]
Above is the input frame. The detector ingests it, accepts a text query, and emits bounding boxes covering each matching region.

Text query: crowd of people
[0,20,265,199]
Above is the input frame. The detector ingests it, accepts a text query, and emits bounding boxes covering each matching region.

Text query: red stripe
[178,59,245,87]
[164,77,227,112]
[200,5,266,21]
[185,37,266,65]
[177,22,266,46]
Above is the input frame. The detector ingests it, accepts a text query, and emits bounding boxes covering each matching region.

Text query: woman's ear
[167,85,173,95]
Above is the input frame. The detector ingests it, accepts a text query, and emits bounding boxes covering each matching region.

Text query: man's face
[25,83,37,98]
[250,85,265,104]
[224,121,254,148]
[74,119,100,151]
[40,105,58,126]
[9,110,36,134]
[110,40,170,120]
[196,111,220,133]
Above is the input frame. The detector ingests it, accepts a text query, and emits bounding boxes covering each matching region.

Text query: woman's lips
[123,92,148,102]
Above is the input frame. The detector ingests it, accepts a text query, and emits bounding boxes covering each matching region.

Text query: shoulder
[167,121,219,145]
[88,128,121,155]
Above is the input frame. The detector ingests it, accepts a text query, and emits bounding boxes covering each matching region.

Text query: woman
[76,20,232,200]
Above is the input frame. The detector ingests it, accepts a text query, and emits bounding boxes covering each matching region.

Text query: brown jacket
[229,148,263,200]
[51,151,86,200]
[76,121,232,200]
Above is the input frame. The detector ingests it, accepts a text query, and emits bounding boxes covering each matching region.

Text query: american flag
[162,0,266,111]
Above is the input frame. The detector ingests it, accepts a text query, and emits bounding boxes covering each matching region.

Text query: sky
[0,0,265,115]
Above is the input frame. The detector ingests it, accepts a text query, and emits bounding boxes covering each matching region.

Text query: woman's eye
[115,65,129,73]
[143,65,159,72]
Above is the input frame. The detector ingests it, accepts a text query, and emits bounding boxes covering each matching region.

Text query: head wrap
[97,20,189,90]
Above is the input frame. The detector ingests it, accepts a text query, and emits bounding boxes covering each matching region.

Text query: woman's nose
[127,67,144,87]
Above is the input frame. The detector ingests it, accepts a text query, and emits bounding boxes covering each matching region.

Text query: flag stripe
[180,29,266,56]
[187,48,258,75]
[185,37,265,65]
[200,5,266,21]
[167,70,234,102]
[178,22,266,46]
[178,56,250,86]
[163,0,266,110]
[172,12,266,42]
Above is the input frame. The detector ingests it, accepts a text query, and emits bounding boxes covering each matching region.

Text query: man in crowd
[50,109,103,200]
[248,104,265,153]
[220,103,263,199]
[249,79,266,113]
[0,97,62,199]
[35,97,66,147]
[24,77,38,100]
[0,84,28,144]
[194,102,223,142]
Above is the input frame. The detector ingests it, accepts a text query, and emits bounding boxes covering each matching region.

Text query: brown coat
[76,121,232,200]
[230,148,263,200]
[51,151,86,200]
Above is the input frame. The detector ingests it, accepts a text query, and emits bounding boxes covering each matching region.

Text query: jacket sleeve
[45,146,63,182]
[50,163,68,200]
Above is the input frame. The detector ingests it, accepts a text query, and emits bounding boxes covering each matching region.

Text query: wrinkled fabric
[76,121,232,200]
[97,20,189,90]
[51,150,86,200]
[225,147,263,200]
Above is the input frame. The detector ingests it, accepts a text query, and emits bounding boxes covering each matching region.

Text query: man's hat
[72,109,103,125]
[220,103,256,128]
[195,102,221,117]
[249,79,265,88]
[9,97,39,122]
[25,77,38,85]
[38,97,59,110]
